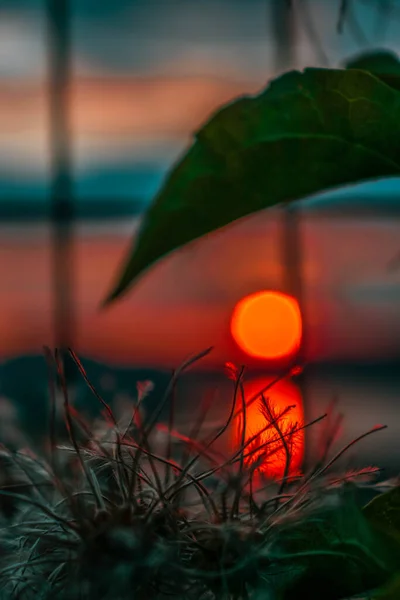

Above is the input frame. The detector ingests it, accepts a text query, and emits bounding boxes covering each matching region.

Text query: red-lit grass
[0,348,390,600]
[232,377,304,480]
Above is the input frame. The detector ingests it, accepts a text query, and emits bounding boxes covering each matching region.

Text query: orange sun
[230,291,302,359]
[233,377,304,480]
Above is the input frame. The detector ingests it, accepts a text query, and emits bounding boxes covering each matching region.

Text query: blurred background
[0,0,400,475]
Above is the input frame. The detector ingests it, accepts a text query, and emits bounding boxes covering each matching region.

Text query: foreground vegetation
[0,347,398,599]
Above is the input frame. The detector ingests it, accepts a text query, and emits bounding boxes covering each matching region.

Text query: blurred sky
[1,0,400,203]
[1,0,400,367]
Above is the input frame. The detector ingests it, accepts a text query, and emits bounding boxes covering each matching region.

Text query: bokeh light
[233,377,304,480]
[230,291,302,359]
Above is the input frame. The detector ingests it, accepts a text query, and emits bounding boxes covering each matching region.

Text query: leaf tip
[100,281,129,309]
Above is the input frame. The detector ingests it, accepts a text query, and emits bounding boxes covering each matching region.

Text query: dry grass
[0,347,392,600]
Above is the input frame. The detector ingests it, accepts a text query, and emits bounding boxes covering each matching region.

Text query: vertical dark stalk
[46,0,75,383]
[269,1,304,363]
[269,1,309,464]
[269,0,296,73]
[282,204,304,360]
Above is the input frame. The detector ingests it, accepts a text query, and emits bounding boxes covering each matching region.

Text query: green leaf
[103,67,400,305]
[363,486,400,545]
[373,572,400,600]
[273,493,398,600]
[360,486,400,600]
[344,49,400,92]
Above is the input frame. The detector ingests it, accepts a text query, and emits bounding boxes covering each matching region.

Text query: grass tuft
[0,348,393,599]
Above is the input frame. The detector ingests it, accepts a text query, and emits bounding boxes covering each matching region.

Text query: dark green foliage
[344,50,400,92]
[272,491,398,600]
[363,484,400,543]
[373,571,400,599]
[104,54,400,304]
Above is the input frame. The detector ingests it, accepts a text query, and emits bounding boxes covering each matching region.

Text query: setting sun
[230,291,302,359]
